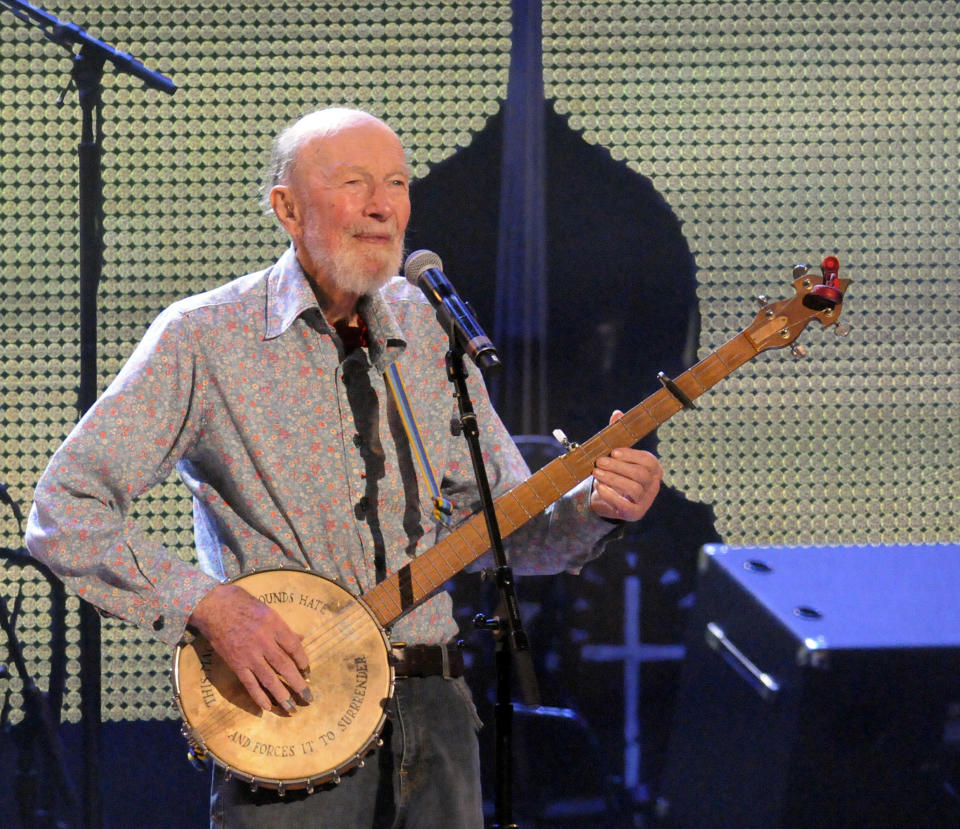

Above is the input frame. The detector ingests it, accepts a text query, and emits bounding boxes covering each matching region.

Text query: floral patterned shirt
[26,247,615,647]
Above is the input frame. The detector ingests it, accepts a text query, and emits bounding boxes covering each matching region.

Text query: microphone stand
[0,4,175,828]
[445,347,539,829]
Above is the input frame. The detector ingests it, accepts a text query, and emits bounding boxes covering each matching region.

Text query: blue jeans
[210,676,484,828]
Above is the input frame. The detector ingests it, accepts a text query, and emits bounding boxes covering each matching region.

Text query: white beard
[303,224,404,296]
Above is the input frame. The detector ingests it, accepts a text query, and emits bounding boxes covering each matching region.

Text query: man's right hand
[187,582,312,713]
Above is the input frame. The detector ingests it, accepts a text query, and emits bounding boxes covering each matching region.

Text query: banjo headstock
[744,257,851,355]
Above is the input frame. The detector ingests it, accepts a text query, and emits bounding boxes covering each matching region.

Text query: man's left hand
[589,410,663,522]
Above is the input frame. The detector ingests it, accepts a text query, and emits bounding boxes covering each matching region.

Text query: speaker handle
[705,622,781,701]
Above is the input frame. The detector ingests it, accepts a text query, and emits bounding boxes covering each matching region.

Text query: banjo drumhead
[174,570,393,788]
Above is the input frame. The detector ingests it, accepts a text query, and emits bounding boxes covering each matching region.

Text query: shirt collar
[264,245,406,371]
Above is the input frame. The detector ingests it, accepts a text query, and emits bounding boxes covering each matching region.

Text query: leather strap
[391,643,464,679]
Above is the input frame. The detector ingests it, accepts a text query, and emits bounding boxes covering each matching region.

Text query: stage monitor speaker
[656,543,960,829]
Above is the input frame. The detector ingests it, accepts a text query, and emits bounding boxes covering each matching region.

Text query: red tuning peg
[805,255,844,310]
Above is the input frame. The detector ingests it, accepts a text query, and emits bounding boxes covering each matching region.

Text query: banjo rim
[171,568,396,791]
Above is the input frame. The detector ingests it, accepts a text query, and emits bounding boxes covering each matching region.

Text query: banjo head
[173,569,394,791]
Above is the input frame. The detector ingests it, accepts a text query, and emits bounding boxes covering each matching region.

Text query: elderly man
[26,107,662,827]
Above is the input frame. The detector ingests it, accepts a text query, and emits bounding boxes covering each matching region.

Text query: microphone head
[403,249,443,284]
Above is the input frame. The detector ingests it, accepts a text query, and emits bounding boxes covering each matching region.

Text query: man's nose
[363,182,397,220]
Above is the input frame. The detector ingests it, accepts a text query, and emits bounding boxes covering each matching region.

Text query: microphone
[403,250,501,373]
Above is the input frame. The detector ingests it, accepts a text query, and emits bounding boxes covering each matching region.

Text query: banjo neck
[363,265,849,629]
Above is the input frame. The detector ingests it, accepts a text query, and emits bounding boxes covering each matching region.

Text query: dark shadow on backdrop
[408,100,701,443]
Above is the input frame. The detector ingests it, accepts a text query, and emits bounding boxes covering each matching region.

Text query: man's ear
[269,185,300,239]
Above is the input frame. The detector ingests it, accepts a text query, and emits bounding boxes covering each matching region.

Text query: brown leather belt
[391,643,464,679]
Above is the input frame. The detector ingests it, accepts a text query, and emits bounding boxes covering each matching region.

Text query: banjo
[173,262,850,793]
